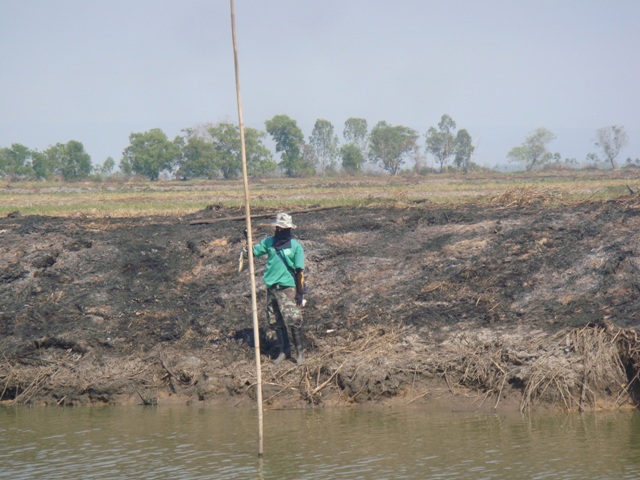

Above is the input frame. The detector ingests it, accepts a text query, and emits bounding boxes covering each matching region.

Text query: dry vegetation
[2,169,640,411]
[1,168,639,217]
[4,322,640,412]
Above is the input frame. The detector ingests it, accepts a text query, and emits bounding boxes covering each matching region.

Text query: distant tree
[101,157,115,175]
[58,140,92,181]
[265,115,305,177]
[209,122,275,179]
[177,123,275,180]
[543,152,577,171]
[299,144,319,177]
[425,114,458,172]
[410,147,428,174]
[41,144,65,178]
[453,129,475,173]
[119,156,133,176]
[122,128,181,181]
[209,122,244,179]
[564,157,578,167]
[625,157,640,167]
[177,135,217,179]
[309,119,339,175]
[39,141,92,181]
[30,151,53,180]
[341,118,368,173]
[0,143,35,179]
[340,143,365,173]
[595,125,627,169]
[243,128,277,177]
[585,152,601,168]
[344,118,368,142]
[343,117,368,153]
[507,128,556,171]
[368,121,419,175]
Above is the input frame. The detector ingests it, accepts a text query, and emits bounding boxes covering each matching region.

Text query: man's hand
[238,245,248,273]
[295,291,304,306]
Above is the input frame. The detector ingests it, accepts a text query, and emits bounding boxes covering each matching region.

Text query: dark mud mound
[1,197,640,409]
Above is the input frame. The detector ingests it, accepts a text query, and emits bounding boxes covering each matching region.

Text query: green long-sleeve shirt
[253,237,304,288]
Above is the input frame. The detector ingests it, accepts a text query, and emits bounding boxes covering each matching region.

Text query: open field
[1,169,639,217]
[1,169,640,411]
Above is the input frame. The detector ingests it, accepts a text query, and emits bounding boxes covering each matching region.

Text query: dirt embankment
[1,195,640,411]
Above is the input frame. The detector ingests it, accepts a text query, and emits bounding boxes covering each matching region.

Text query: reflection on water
[1,405,640,479]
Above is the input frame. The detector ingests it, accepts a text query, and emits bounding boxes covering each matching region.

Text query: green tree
[119,156,133,176]
[507,128,556,171]
[39,141,92,180]
[453,129,475,173]
[122,128,181,181]
[41,144,65,179]
[243,128,277,177]
[178,135,217,179]
[309,119,339,175]
[425,114,457,172]
[210,122,242,179]
[342,118,368,172]
[30,151,52,180]
[368,121,418,175]
[595,125,627,169]
[298,144,318,177]
[101,157,115,175]
[58,140,92,181]
[178,123,275,180]
[265,114,305,177]
[0,143,35,179]
[343,118,368,150]
[340,143,365,173]
[210,123,276,179]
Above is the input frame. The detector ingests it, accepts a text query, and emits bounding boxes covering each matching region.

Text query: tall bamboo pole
[229,0,264,457]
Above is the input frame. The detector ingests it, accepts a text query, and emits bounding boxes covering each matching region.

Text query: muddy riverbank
[2,194,640,411]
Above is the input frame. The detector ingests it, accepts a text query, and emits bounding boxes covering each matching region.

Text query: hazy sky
[2,0,639,170]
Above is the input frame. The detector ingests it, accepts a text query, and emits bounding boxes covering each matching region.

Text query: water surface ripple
[1,406,639,479]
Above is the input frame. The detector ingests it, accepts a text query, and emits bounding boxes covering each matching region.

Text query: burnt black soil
[1,197,640,410]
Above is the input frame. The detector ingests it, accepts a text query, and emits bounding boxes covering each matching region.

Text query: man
[251,212,305,365]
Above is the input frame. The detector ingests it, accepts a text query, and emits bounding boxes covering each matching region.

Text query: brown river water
[1,405,639,479]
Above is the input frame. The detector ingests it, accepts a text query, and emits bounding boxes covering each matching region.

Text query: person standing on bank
[250,212,305,365]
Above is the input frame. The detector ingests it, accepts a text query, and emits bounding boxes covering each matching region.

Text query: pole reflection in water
[1,405,639,479]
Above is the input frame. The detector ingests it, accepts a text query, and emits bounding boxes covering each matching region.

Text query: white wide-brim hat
[271,212,296,229]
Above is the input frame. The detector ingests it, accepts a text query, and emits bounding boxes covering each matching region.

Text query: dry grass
[520,325,628,411]
[434,322,636,412]
[1,170,639,218]
[219,322,640,411]
[3,323,640,411]
[0,350,152,405]
[489,186,560,206]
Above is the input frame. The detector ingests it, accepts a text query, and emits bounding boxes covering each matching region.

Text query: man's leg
[274,287,304,365]
[267,287,290,363]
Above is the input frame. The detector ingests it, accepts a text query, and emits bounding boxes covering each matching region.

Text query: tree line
[1,115,636,181]
[0,114,475,181]
[507,125,637,171]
